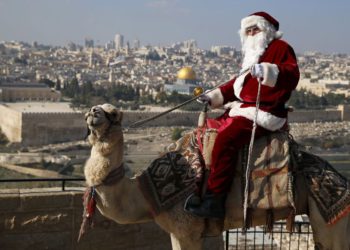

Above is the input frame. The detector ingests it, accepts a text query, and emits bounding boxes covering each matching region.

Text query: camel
[83,103,350,250]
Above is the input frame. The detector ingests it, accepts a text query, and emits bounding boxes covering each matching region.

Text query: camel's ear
[100,103,122,124]
[109,109,123,124]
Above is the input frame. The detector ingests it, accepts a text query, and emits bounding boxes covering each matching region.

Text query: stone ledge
[0,191,20,211]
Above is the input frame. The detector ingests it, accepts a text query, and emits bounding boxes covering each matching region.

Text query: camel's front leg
[170,233,203,250]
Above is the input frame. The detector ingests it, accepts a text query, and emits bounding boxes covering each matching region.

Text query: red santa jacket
[207,39,300,131]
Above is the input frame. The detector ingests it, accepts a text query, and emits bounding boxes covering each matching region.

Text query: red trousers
[206,113,270,194]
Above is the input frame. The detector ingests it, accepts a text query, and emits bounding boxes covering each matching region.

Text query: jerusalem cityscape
[1,34,349,250]
[1,1,350,250]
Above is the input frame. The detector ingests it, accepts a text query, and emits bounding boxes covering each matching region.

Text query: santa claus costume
[188,12,300,218]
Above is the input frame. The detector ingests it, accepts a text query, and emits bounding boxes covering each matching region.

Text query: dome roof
[177,67,196,80]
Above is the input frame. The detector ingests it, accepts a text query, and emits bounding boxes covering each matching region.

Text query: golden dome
[177,66,196,80]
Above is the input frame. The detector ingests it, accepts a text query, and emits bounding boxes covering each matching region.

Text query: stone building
[0,82,61,102]
[0,102,85,146]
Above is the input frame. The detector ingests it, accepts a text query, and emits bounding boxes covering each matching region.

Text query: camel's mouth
[85,106,107,128]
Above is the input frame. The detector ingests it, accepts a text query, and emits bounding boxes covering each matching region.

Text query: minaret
[89,50,94,68]
[109,69,115,83]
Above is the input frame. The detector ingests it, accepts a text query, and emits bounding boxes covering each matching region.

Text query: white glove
[197,93,211,104]
[250,64,264,79]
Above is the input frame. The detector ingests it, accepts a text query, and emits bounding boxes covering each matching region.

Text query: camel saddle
[138,130,294,215]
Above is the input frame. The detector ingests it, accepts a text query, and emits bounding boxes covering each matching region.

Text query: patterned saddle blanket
[137,152,197,215]
[296,150,350,224]
[137,129,350,224]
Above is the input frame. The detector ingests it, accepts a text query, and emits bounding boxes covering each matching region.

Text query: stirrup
[184,193,201,212]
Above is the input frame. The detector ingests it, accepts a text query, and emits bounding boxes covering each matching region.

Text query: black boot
[184,193,226,219]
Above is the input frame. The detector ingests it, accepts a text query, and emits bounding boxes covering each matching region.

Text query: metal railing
[0,177,85,191]
[225,221,313,250]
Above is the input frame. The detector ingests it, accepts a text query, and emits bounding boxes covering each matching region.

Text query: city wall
[21,112,86,146]
[1,104,350,146]
[0,188,222,250]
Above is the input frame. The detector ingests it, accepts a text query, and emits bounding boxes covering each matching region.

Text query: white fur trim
[206,88,224,108]
[241,15,266,30]
[275,31,283,39]
[226,101,286,131]
[233,71,249,100]
[260,63,279,87]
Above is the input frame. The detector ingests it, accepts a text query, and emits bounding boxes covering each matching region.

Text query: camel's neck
[84,129,124,187]
[95,178,153,224]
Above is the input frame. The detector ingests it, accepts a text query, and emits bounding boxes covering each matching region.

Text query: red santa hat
[241,11,282,38]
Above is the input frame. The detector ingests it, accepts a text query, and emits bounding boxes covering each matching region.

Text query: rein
[78,163,125,242]
[243,77,262,231]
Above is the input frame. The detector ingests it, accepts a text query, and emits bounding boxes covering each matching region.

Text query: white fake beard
[240,32,269,72]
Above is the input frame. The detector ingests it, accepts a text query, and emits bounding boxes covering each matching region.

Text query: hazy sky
[0,0,349,54]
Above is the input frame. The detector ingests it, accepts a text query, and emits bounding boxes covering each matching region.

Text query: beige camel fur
[84,104,350,250]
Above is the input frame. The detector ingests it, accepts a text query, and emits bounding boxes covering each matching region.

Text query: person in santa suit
[187,11,300,218]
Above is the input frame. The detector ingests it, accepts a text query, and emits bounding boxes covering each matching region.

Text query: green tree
[155,91,167,103]
[62,77,80,98]
[55,79,61,91]
[288,89,347,109]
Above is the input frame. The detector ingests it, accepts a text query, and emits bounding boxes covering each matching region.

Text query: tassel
[286,209,295,233]
[266,209,274,233]
[86,190,97,220]
[243,208,253,233]
[77,187,97,242]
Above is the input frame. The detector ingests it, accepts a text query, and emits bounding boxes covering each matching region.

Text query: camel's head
[84,104,124,187]
[85,103,123,137]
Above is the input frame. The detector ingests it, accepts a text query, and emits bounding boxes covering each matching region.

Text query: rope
[243,77,263,230]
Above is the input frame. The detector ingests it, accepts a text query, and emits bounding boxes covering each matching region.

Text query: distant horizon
[1,0,349,54]
[1,38,349,56]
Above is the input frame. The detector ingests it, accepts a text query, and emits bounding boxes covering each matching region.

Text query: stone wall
[21,113,86,146]
[0,188,223,250]
[0,105,22,143]
[122,111,202,127]
[288,109,341,123]
[0,188,172,250]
